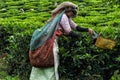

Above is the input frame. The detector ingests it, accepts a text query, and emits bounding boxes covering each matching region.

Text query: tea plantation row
[0,0,120,80]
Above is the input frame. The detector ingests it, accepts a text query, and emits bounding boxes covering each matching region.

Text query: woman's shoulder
[61,13,69,20]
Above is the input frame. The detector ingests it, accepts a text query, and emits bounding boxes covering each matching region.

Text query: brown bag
[29,29,63,68]
[29,35,55,67]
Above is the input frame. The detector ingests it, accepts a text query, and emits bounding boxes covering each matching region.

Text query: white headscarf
[51,1,78,16]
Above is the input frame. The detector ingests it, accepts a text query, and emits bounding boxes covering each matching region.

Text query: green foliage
[59,30,120,80]
[5,76,20,80]
[0,0,120,80]
[111,70,120,80]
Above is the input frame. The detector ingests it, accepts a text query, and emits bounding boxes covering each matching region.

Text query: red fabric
[56,28,63,36]
[29,29,63,67]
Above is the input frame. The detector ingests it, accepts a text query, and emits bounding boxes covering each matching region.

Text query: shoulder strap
[30,11,65,51]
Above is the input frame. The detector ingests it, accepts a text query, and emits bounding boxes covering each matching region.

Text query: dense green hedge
[58,31,120,80]
[0,0,120,80]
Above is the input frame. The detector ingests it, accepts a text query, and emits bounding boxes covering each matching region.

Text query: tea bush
[59,30,120,80]
[0,0,120,80]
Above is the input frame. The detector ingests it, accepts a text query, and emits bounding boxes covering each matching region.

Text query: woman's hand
[88,28,95,34]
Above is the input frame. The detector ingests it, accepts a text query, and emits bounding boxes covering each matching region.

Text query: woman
[30,1,94,80]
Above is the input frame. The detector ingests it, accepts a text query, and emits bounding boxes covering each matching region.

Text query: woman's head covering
[51,2,78,17]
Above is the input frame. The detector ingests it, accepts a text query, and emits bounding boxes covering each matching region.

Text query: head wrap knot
[52,2,78,17]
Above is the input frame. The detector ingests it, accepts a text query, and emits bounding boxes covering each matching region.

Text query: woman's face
[66,11,73,18]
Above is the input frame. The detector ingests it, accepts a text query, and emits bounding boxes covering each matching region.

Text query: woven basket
[95,36,116,50]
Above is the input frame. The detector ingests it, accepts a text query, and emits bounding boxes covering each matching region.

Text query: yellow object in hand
[95,36,116,50]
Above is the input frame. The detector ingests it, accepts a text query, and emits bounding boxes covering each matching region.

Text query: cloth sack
[29,11,64,67]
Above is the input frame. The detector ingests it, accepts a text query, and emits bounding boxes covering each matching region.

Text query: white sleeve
[60,14,71,34]
[69,18,77,29]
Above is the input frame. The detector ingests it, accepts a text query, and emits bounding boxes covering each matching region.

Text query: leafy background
[0,0,120,80]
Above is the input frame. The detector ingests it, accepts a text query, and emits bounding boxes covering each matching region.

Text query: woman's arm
[69,18,94,34]
[60,14,79,38]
